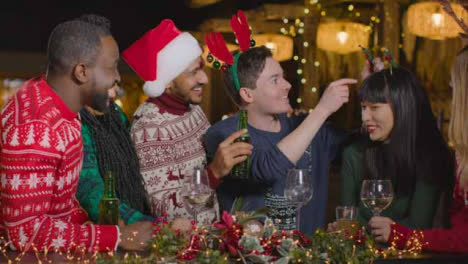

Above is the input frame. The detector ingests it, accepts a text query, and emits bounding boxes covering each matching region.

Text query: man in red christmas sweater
[0,15,152,252]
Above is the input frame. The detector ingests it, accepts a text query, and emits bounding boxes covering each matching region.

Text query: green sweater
[76,106,153,225]
[339,141,441,229]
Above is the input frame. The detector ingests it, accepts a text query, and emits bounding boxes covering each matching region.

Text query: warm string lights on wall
[280,0,374,107]
[278,0,410,108]
[278,0,322,107]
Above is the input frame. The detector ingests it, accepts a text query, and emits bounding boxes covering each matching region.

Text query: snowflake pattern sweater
[131,92,218,224]
[0,77,119,252]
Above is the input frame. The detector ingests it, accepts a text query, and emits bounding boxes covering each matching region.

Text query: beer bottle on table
[98,170,119,225]
[231,109,251,180]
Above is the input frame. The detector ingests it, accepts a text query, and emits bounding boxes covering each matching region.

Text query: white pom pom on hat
[122,20,202,98]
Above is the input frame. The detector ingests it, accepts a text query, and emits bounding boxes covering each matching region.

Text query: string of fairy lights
[278,0,385,107]
[0,226,426,263]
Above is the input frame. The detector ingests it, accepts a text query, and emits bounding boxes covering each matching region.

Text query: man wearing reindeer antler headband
[121,19,252,224]
[204,10,357,235]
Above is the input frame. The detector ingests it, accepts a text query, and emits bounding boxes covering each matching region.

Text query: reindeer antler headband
[205,10,256,91]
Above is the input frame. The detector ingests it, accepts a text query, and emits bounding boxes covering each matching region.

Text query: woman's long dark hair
[360,67,453,196]
[80,101,151,215]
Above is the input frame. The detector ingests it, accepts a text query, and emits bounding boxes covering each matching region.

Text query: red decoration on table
[213,211,244,256]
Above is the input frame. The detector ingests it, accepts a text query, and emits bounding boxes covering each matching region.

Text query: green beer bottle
[98,171,119,225]
[231,109,251,180]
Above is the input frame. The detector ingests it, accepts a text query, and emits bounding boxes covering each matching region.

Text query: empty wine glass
[284,169,313,231]
[360,180,393,216]
[182,169,213,224]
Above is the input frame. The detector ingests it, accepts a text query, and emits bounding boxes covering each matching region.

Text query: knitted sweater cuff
[388,223,412,249]
[206,165,222,189]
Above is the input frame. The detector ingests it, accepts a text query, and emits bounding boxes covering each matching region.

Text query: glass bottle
[231,109,251,180]
[98,171,119,225]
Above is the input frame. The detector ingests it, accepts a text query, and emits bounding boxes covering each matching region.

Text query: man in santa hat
[122,19,252,224]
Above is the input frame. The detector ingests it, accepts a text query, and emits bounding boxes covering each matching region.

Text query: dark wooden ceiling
[0,0,418,52]
[0,0,301,52]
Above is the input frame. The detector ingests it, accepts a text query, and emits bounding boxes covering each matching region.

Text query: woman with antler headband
[204,11,357,235]
[330,49,454,249]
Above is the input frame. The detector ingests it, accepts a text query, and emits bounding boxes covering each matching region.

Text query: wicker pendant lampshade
[252,34,294,61]
[316,21,370,54]
[407,1,468,40]
[187,0,222,8]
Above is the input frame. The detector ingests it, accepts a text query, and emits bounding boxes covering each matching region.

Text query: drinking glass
[360,180,393,216]
[284,169,313,231]
[335,206,359,236]
[182,169,213,224]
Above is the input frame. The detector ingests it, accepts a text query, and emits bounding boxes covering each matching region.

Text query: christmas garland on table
[96,200,381,264]
[0,200,422,263]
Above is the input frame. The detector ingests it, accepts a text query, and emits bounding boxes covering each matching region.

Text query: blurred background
[0,0,462,136]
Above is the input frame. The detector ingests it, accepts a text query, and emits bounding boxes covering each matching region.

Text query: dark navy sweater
[204,113,346,235]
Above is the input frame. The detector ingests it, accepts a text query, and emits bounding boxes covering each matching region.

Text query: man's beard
[187,85,203,105]
[90,91,109,113]
[187,98,201,105]
[171,86,202,105]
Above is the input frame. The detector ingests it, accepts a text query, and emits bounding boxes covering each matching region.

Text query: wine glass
[182,169,213,224]
[284,169,313,231]
[360,180,393,216]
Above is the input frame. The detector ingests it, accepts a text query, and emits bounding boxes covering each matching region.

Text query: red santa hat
[122,19,202,97]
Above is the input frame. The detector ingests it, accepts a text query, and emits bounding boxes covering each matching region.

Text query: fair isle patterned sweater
[131,92,218,224]
[0,77,118,252]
